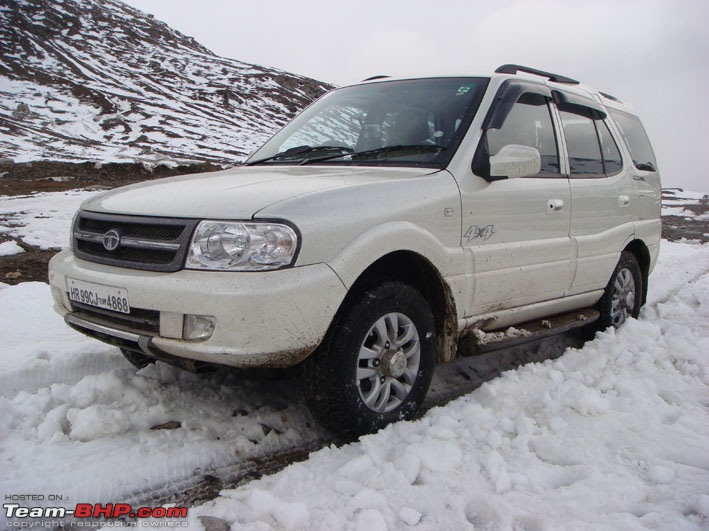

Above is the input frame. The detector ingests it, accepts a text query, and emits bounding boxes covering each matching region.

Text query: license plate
[67,278,131,314]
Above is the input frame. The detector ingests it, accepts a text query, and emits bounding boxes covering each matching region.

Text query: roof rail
[495,64,579,85]
[599,91,623,103]
[361,75,390,82]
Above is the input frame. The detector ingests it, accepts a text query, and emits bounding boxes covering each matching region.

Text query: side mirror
[489,144,541,179]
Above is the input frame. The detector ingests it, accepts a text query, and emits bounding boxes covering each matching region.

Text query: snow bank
[187,242,709,530]
[0,284,327,513]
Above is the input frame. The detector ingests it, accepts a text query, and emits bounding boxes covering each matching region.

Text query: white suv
[49,65,661,437]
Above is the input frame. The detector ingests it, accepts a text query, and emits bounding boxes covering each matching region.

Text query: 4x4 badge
[102,229,121,251]
[464,224,496,242]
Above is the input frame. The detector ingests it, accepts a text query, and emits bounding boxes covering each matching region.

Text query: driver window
[487,93,560,176]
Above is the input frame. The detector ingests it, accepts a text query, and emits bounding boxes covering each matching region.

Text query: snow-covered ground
[172,240,709,530]
[662,189,709,222]
[0,189,99,249]
[1,190,708,530]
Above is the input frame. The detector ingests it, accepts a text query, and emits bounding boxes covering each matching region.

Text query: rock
[150,420,182,430]
[198,516,230,531]
[12,103,31,120]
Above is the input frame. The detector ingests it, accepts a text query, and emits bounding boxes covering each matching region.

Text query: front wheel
[597,251,643,329]
[304,281,436,438]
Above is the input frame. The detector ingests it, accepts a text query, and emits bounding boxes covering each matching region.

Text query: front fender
[327,220,466,293]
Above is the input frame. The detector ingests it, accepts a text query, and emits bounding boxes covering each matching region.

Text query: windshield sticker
[456,86,471,96]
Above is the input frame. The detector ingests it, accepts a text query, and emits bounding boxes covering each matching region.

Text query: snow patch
[67,404,130,442]
[0,240,25,256]
[472,326,531,344]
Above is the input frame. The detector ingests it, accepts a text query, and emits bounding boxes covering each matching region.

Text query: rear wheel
[304,281,436,438]
[598,251,643,329]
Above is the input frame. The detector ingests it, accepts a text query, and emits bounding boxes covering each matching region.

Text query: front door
[458,88,573,317]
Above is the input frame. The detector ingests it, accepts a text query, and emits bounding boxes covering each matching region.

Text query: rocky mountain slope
[0,0,333,165]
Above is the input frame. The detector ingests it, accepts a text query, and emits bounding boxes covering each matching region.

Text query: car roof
[352,65,637,115]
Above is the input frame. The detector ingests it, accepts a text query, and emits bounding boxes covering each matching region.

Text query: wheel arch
[343,250,459,364]
[623,239,651,304]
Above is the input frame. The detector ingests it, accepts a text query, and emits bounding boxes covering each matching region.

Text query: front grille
[73,211,198,272]
[70,301,160,334]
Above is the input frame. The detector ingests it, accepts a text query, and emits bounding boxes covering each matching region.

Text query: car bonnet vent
[495,64,580,85]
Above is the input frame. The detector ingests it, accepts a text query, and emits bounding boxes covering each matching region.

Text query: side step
[459,308,599,355]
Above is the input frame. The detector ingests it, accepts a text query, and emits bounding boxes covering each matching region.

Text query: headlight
[186,221,298,271]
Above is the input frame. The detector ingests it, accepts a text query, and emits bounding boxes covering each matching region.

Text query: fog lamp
[183,314,216,340]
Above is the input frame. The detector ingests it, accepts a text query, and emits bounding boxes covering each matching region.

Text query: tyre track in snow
[120,332,587,512]
[648,265,709,307]
[122,255,709,512]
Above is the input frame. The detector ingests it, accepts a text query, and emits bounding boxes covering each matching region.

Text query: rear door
[555,95,635,295]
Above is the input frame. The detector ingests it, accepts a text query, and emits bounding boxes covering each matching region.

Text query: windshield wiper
[246,145,354,165]
[300,144,446,165]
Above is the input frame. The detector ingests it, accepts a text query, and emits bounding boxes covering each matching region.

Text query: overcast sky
[122,0,708,191]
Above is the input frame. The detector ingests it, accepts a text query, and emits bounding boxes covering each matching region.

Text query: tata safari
[49,65,662,436]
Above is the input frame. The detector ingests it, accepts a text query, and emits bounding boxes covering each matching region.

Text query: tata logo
[102,229,121,251]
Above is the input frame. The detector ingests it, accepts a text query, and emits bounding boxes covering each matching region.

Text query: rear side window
[559,109,603,175]
[609,109,657,172]
[559,106,623,177]
[596,120,623,174]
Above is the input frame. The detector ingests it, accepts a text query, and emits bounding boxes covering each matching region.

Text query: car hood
[80,165,439,219]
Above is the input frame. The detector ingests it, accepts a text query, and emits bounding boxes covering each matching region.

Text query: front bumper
[48,250,348,367]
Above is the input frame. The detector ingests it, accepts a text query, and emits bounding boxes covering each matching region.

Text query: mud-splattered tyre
[120,348,155,369]
[597,251,643,330]
[304,281,436,438]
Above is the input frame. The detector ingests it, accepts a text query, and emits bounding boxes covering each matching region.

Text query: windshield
[246,77,489,168]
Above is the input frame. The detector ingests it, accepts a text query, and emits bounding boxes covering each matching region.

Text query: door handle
[618,195,630,207]
[546,199,564,213]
